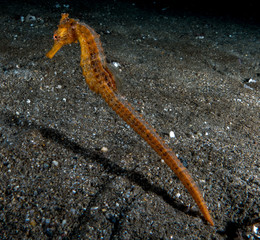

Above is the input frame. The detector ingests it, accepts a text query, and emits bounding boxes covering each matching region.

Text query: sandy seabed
[0,0,259,239]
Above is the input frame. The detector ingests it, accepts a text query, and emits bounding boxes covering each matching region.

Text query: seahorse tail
[100,85,214,226]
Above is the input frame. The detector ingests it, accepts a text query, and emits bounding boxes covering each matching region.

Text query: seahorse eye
[53,34,59,40]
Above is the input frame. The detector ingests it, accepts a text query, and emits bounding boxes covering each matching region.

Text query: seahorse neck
[75,23,105,64]
[75,23,117,93]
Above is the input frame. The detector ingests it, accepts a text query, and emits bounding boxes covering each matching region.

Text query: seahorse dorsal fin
[60,13,69,24]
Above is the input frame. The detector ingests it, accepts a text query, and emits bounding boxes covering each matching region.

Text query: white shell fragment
[169,131,175,138]
[248,78,256,83]
[112,62,121,68]
[253,222,260,238]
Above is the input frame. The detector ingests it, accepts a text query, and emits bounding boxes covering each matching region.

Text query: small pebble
[176,193,181,198]
[30,219,37,227]
[91,206,99,210]
[43,163,49,169]
[25,14,36,22]
[196,35,204,39]
[70,208,76,214]
[52,160,59,167]
[101,147,108,153]
[45,218,51,224]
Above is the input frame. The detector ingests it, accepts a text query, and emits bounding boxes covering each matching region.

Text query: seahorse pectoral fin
[46,42,64,59]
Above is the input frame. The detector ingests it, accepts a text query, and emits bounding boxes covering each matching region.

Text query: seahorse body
[46,13,214,226]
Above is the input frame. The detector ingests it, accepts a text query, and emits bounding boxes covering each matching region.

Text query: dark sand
[0,0,259,239]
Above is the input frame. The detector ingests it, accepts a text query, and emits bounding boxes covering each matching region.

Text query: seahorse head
[46,13,78,59]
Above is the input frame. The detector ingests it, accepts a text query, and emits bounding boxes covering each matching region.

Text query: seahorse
[46,13,214,226]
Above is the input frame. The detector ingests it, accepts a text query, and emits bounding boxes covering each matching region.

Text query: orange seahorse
[46,13,214,226]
